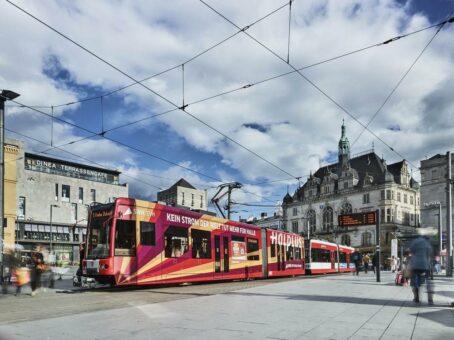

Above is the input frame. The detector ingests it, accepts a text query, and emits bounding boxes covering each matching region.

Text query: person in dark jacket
[410,231,434,304]
[352,250,362,276]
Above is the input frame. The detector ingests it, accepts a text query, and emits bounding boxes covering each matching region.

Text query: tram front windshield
[87,207,113,259]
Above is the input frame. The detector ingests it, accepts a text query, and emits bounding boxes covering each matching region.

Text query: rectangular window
[432,169,438,179]
[293,207,297,216]
[55,184,59,201]
[363,193,370,204]
[381,190,385,200]
[181,192,185,205]
[71,203,77,221]
[292,220,298,234]
[200,195,203,208]
[386,190,391,200]
[79,187,84,204]
[191,193,194,207]
[311,248,331,262]
[114,220,136,256]
[191,229,211,259]
[247,238,259,260]
[404,194,408,204]
[90,189,96,203]
[140,222,156,246]
[164,225,189,258]
[344,182,348,189]
[410,196,414,205]
[386,208,392,222]
[397,192,401,202]
[271,242,276,258]
[61,185,70,202]
[18,196,26,217]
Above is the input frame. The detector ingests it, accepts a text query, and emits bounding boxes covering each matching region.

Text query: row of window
[16,231,86,243]
[18,196,89,221]
[381,189,418,205]
[56,184,96,204]
[114,221,260,261]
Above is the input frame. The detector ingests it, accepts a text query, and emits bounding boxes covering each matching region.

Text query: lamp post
[0,89,20,283]
[49,204,59,255]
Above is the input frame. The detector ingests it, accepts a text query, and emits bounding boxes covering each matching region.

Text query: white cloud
[2,0,453,213]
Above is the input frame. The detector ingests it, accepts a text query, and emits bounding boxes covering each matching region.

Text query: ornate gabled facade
[282,123,420,262]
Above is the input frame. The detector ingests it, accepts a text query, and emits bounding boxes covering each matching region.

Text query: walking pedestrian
[409,229,434,304]
[371,253,377,274]
[352,249,362,276]
[391,256,397,273]
[363,254,370,274]
[30,248,44,296]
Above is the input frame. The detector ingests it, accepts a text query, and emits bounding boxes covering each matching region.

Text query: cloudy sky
[1,0,453,219]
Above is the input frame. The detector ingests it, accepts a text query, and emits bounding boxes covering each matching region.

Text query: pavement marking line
[378,291,413,339]
[410,309,420,340]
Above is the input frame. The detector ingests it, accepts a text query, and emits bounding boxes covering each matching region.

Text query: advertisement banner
[232,241,246,261]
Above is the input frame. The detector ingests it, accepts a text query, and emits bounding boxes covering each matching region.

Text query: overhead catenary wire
[199,0,454,173]
[5,127,164,190]
[5,0,290,109]
[351,8,454,147]
[6,0,300,182]
[4,2,444,203]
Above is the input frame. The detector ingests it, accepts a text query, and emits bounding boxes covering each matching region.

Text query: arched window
[340,202,352,214]
[362,232,372,246]
[307,209,316,233]
[323,206,334,231]
[341,234,351,246]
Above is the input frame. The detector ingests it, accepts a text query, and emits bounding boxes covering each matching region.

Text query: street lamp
[50,204,60,255]
[0,89,20,283]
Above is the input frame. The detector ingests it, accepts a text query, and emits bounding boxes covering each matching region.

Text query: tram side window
[271,242,276,258]
[165,225,189,258]
[339,252,347,263]
[295,247,301,260]
[115,220,136,256]
[286,245,294,260]
[191,229,211,259]
[311,248,331,262]
[140,222,155,246]
[247,238,259,261]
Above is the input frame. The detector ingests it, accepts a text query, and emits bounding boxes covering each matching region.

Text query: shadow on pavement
[223,291,452,309]
[413,309,454,328]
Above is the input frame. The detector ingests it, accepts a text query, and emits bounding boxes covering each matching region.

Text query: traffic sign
[338,212,377,227]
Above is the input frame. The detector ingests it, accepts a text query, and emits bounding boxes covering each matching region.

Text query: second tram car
[305,239,355,274]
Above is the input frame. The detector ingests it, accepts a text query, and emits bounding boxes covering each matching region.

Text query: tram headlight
[99,264,109,270]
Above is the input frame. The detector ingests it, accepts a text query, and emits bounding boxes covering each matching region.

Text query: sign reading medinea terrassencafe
[24,153,119,184]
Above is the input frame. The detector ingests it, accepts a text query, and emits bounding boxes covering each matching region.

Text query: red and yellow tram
[83,198,305,286]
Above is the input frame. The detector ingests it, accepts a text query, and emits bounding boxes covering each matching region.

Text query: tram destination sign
[338,212,377,227]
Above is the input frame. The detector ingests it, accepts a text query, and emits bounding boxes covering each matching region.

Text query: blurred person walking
[30,247,45,296]
[363,254,370,274]
[410,230,434,304]
[352,249,362,276]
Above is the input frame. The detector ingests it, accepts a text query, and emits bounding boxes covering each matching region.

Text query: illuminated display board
[338,212,377,227]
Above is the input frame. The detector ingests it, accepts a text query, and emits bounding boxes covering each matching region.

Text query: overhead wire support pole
[287,0,293,64]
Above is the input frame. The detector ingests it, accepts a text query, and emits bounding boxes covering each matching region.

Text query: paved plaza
[0,271,453,339]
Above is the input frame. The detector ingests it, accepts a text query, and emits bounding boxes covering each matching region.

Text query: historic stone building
[282,123,420,261]
[420,152,453,255]
[157,178,208,212]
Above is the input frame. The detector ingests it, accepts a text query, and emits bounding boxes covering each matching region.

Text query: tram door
[331,251,336,270]
[223,236,229,272]
[214,235,221,273]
